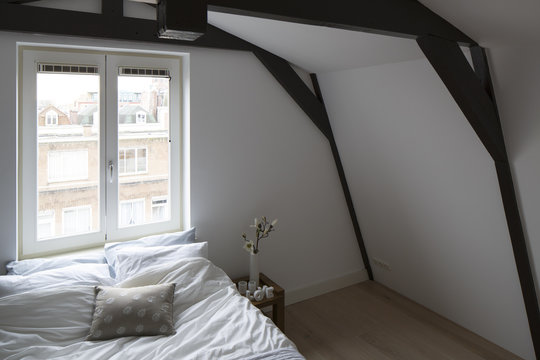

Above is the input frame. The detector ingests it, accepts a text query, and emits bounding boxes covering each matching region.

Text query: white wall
[0,32,365,293]
[490,43,540,333]
[317,57,535,359]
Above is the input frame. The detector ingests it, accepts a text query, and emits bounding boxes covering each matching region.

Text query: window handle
[108,161,114,183]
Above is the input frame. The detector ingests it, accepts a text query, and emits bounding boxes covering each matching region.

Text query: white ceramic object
[254,289,264,301]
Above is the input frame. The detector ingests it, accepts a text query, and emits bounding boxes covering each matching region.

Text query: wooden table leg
[274,297,285,332]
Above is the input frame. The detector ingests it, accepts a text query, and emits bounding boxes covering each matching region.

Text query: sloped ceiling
[208,11,424,73]
[418,0,540,47]
[209,0,540,72]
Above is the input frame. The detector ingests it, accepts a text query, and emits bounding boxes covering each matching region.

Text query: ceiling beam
[0,3,252,51]
[0,1,476,48]
[102,0,123,18]
[207,0,476,46]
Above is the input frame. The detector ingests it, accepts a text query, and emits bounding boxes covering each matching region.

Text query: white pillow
[104,228,196,278]
[0,263,114,298]
[113,242,208,282]
[6,251,106,276]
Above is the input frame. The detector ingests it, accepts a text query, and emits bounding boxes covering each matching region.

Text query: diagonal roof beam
[252,47,374,280]
[208,0,476,46]
[417,35,506,162]
[419,35,540,360]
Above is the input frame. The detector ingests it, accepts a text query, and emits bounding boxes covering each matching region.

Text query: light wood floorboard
[284,281,523,360]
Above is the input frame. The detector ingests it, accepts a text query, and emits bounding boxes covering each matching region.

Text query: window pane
[125,149,136,173]
[119,149,126,174]
[137,148,147,172]
[119,199,145,226]
[118,75,170,227]
[38,210,55,239]
[48,150,88,182]
[62,206,92,235]
[63,209,77,235]
[151,197,167,221]
[37,72,100,240]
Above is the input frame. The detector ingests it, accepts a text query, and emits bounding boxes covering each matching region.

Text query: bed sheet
[0,257,304,360]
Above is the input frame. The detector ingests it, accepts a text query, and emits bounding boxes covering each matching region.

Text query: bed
[0,229,304,360]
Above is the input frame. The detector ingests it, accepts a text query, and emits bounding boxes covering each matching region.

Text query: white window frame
[45,110,58,126]
[19,46,183,258]
[118,147,147,175]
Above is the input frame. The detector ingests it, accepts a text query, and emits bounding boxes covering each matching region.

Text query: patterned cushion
[87,283,176,341]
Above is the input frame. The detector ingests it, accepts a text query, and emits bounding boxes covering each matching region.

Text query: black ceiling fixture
[0,1,538,358]
[157,0,207,41]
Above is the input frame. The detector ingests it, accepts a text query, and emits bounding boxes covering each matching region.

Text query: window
[48,150,89,182]
[19,47,182,257]
[37,210,55,240]
[119,147,147,175]
[120,199,145,226]
[135,111,147,124]
[62,206,92,235]
[152,196,168,221]
[45,110,58,126]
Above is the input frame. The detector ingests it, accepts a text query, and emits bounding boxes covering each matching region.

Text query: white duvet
[0,258,304,360]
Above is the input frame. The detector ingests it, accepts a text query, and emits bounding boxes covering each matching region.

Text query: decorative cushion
[87,283,176,341]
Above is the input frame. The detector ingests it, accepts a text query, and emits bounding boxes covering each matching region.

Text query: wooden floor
[284,281,523,360]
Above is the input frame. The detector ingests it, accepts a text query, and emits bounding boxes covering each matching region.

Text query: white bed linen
[0,263,114,297]
[0,257,304,360]
[112,242,208,281]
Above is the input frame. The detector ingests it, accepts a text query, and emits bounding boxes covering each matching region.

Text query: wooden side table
[233,273,285,331]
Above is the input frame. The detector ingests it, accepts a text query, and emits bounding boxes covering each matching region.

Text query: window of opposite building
[19,46,183,258]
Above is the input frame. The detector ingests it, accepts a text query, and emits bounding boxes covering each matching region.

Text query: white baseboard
[285,269,369,306]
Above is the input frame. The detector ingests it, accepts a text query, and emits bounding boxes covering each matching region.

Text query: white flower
[243,240,255,254]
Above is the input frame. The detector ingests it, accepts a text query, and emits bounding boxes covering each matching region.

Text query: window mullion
[105,54,119,240]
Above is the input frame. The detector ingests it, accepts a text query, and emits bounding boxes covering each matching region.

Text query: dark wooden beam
[311,73,374,281]
[494,161,540,359]
[1,0,475,46]
[417,35,506,162]
[208,0,476,46]
[0,3,252,51]
[252,48,332,138]
[471,46,540,359]
[421,37,540,359]
[102,0,123,18]
[0,0,39,3]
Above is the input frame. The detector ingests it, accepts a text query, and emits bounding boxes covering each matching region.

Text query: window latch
[108,161,114,183]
